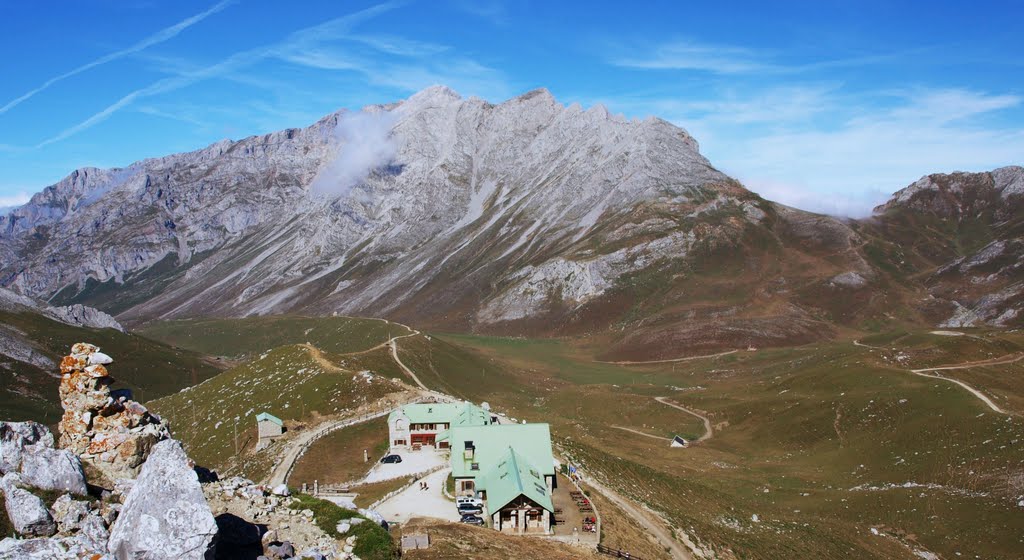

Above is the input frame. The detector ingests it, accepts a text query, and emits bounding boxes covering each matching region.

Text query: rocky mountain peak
[874,166,1024,219]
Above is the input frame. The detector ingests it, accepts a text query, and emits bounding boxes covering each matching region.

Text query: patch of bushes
[288,493,398,560]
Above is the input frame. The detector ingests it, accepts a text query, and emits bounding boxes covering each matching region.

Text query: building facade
[387,401,492,449]
[444,423,556,535]
[255,411,284,450]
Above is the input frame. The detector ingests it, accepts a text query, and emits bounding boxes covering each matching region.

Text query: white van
[456,496,483,508]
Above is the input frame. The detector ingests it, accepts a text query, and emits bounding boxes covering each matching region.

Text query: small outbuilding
[256,412,285,450]
[671,435,688,448]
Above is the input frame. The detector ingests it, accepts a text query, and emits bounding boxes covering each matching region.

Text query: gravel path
[375,468,460,524]
[909,353,1024,415]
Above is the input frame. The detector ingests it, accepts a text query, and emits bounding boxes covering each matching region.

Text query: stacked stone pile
[57,343,170,481]
[1,343,360,559]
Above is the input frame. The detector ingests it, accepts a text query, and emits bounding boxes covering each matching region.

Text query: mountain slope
[0,87,1019,356]
[860,166,1024,328]
[0,288,222,422]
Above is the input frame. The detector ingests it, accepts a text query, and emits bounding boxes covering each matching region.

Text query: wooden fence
[596,544,644,559]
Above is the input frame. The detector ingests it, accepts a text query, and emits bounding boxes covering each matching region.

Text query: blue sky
[1,0,1022,215]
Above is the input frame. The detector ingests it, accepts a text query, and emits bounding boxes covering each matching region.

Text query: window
[471,463,480,471]
[395,420,405,431]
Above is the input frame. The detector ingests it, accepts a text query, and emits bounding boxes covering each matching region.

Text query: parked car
[460,514,485,526]
[457,503,483,515]
[456,496,483,508]
[380,454,402,464]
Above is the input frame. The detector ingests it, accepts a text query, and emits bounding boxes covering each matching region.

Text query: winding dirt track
[611,426,670,442]
[655,396,713,443]
[267,323,424,487]
[599,349,739,365]
[909,353,1024,416]
[389,335,428,390]
[276,318,700,557]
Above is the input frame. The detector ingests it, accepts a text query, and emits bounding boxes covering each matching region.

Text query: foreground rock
[20,445,88,496]
[0,473,56,537]
[107,439,218,559]
[57,342,169,481]
[0,421,88,497]
[0,421,53,473]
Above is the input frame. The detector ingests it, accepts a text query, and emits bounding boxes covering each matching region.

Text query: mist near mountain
[309,110,399,200]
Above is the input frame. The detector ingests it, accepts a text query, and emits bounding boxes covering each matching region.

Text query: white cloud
[718,90,1024,216]
[612,40,772,74]
[309,111,399,199]
[610,38,911,77]
[0,0,235,115]
[32,0,509,148]
[594,86,1023,217]
[0,192,31,213]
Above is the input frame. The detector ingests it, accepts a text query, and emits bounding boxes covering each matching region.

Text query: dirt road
[600,349,739,365]
[267,408,393,487]
[390,337,429,391]
[655,396,713,443]
[611,426,671,442]
[582,477,696,560]
[909,353,1023,415]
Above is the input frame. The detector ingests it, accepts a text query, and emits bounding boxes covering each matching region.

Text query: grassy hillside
[289,416,389,487]
[148,343,408,480]
[432,330,1024,560]
[139,315,405,359]
[0,310,221,424]
[133,314,1024,558]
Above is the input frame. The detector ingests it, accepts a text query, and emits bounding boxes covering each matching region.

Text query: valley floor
[141,317,1024,559]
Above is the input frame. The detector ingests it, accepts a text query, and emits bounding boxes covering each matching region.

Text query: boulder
[266,541,295,559]
[272,484,290,497]
[0,536,77,560]
[0,421,53,473]
[19,445,88,496]
[0,473,56,537]
[50,493,91,534]
[77,513,111,552]
[107,440,218,560]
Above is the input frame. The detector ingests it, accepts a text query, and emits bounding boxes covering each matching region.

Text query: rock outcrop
[0,421,87,497]
[57,342,169,481]
[0,473,56,537]
[19,444,88,496]
[0,421,53,473]
[107,439,218,560]
[44,304,124,332]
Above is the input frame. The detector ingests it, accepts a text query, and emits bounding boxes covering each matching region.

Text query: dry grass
[583,486,672,560]
[289,416,389,488]
[350,477,413,508]
[401,518,598,560]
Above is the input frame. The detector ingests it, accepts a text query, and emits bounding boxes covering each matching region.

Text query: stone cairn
[57,342,170,481]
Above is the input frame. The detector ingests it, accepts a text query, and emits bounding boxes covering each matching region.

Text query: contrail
[0,0,235,115]
[36,2,399,148]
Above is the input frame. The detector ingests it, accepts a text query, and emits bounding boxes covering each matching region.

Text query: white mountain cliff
[1,86,1020,356]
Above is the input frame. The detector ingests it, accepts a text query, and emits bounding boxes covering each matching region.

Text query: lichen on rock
[56,342,170,482]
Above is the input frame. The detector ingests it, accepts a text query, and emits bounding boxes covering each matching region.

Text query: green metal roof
[483,448,554,513]
[448,423,554,480]
[391,402,490,427]
[256,412,283,426]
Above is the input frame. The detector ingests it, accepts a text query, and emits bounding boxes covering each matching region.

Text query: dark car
[380,454,402,464]
[460,514,485,526]
[457,503,483,515]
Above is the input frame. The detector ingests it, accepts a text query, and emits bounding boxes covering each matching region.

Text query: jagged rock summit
[0,87,1021,353]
